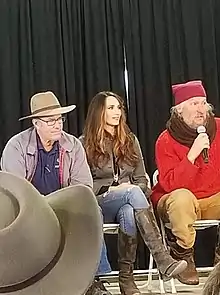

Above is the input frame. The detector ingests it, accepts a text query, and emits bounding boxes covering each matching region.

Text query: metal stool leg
[159,275,166,294]
[147,253,154,290]
[159,218,177,293]
[170,278,177,293]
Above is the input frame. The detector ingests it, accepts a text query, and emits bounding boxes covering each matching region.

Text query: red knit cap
[172,80,206,105]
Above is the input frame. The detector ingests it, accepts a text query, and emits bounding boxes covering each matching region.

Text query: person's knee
[178,232,196,249]
[129,186,149,207]
[168,188,197,208]
[165,189,198,233]
[130,185,143,195]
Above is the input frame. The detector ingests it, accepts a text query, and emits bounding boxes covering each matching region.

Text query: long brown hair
[83,91,138,168]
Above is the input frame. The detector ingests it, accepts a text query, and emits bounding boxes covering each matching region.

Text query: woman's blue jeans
[96,185,149,275]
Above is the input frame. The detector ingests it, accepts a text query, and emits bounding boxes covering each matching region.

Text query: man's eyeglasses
[38,116,66,126]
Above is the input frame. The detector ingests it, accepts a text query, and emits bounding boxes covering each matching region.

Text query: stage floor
[105,276,208,294]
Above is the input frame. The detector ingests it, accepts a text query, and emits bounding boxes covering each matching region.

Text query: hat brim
[0,173,102,295]
[19,105,76,121]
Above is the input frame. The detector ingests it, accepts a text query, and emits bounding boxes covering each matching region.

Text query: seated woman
[80,91,187,295]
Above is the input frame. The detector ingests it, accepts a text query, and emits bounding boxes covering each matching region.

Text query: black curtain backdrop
[0,0,220,270]
[0,0,126,149]
[123,0,220,176]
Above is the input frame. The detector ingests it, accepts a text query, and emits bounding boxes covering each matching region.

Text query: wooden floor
[105,276,208,294]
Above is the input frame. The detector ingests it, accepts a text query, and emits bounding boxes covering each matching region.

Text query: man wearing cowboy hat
[0,170,103,295]
[151,80,220,286]
[0,91,112,295]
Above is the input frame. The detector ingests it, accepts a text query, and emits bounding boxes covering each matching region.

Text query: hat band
[32,104,61,116]
[0,226,65,293]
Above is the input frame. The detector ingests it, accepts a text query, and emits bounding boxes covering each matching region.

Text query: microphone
[197,126,209,163]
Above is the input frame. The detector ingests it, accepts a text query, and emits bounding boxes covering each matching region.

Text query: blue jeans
[96,240,112,276]
[96,207,112,276]
[99,186,149,237]
[96,186,149,275]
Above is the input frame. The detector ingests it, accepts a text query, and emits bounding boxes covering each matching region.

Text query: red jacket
[151,118,220,207]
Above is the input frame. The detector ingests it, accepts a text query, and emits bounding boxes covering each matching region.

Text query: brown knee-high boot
[134,207,187,280]
[165,227,199,285]
[118,229,140,295]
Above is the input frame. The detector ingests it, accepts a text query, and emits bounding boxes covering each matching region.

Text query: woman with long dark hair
[81,91,187,295]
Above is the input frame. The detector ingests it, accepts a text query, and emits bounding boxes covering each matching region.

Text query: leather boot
[134,207,187,280]
[165,227,199,285]
[118,229,141,295]
[169,242,199,285]
[85,278,112,295]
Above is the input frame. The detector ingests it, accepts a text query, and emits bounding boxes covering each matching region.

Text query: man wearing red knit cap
[151,80,220,285]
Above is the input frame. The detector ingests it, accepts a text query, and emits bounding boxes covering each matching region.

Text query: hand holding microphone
[187,126,210,164]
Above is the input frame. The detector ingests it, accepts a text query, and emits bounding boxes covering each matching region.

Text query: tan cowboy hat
[0,171,102,295]
[19,91,76,120]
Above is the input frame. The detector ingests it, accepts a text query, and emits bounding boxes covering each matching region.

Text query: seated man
[151,80,220,286]
[0,91,112,295]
